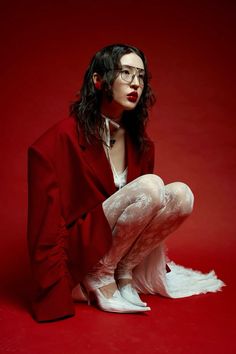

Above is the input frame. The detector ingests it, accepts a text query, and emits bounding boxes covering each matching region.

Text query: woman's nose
[130,75,140,88]
[130,75,140,90]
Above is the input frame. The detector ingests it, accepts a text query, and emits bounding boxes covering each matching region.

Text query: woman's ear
[92,73,102,90]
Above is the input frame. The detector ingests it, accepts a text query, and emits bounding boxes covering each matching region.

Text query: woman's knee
[166,182,194,215]
[134,174,166,209]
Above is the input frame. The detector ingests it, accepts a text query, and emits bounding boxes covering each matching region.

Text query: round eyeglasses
[117,65,145,87]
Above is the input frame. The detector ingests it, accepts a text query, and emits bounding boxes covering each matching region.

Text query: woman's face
[100,52,145,118]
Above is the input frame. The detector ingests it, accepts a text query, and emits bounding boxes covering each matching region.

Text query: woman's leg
[116,182,194,285]
[84,174,167,297]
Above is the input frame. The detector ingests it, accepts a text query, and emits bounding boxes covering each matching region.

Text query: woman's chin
[122,102,138,111]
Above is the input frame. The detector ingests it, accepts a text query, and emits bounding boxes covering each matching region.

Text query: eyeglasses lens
[120,67,145,86]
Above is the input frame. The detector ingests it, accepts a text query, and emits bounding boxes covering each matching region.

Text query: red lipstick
[127,91,138,102]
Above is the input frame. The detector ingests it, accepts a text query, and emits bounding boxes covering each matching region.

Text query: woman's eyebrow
[121,64,145,72]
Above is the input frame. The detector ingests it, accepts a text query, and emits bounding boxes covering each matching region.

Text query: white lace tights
[85,174,194,288]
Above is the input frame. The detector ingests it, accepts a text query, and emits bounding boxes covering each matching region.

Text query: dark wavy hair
[70,44,156,151]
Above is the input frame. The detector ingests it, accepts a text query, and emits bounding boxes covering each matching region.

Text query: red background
[0,1,235,353]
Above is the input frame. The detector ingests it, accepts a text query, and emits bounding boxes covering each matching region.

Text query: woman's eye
[122,70,130,75]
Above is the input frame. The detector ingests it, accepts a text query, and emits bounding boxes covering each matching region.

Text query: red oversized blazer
[27,117,154,322]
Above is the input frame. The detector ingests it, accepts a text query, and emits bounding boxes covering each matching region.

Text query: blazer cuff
[31,276,75,322]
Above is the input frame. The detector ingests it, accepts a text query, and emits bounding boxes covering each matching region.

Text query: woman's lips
[127,92,138,102]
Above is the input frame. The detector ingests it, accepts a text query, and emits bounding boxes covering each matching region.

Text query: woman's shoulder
[29,117,79,152]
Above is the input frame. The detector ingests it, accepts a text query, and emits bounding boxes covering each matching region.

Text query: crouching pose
[27,44,224,322]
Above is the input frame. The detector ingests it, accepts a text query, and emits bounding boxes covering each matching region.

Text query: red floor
[0,1,235,353]
[0,250,235,354]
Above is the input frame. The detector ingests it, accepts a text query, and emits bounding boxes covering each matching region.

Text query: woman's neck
[100,101,123,124]
[101,111,122,124]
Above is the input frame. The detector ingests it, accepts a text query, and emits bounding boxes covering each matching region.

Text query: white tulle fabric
[132,246,225,298]
[72,174,225,300]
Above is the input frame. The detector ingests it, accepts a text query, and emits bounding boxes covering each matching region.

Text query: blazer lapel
[78,130,142,196]
[78,132,116,196]
[125,134,142,183]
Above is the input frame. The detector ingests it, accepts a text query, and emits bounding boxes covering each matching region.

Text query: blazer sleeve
[27,146,75,322]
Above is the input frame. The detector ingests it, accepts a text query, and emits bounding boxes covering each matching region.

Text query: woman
[27,44,224,322]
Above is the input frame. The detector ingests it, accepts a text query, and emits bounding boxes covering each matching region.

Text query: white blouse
[102,116,127,189]
[112,167,128,189]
